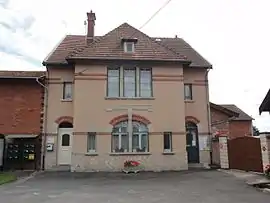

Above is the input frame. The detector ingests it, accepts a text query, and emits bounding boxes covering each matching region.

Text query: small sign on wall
[46,143,54,152]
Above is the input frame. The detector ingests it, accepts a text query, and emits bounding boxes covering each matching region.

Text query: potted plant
[123,160,141,173]
[264,164,270,178]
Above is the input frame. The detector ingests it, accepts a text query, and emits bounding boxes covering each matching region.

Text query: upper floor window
[107,67,152,98]
[63,82,73,100]
[184,84,192,100]
[124,42,135,53]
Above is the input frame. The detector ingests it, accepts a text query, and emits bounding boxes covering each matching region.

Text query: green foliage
[253,126,260,136]
[0,173,16,185]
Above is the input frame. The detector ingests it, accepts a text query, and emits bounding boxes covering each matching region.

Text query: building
[210,102,253,139]
[42,11,212,172]
[0,71,45,170]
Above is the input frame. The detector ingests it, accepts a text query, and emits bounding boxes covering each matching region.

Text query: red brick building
[210,102,253,139]
[0,71,45,170]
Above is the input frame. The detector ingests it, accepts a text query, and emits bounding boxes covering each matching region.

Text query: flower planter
[123,160,141,174]
[123,166,140,174]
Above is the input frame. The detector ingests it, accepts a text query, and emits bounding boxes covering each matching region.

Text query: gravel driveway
[0,170,268,203]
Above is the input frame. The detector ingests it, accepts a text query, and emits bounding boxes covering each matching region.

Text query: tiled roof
[220,104,254,121]
[153,37,211,67]
[43,23,211,67]
[0,71,45,78]
[210,102,239,117]
[68,23,188,62]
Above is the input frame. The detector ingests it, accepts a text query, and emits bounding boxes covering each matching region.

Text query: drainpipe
[36,75,48,170]
[205,68,212,165]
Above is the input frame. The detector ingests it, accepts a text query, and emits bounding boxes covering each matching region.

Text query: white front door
[58,128,73,165]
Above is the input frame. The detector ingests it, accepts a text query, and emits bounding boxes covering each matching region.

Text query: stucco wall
[44,64,211,171]
[183,68,210,166]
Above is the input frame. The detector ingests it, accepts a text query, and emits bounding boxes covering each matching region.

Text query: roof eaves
[259,89,270,114]
[210,102,239,117]
[43,35,67,65]
[66,56,192,63]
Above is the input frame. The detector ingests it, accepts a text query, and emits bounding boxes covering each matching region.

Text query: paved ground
[0,170,269,203]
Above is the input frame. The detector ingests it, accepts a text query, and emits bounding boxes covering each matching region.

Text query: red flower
[124,160,140,167]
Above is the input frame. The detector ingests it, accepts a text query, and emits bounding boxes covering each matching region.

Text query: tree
[253,126,260,136]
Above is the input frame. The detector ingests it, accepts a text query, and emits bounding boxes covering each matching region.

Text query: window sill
[61,99,73,102]
[85,152,98,156]
[162,152,175,155]
[109,152,151,156]
[105,97,155,100]
[184,100,195,103]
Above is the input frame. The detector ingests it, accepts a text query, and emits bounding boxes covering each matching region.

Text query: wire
[139,0,173,30]
[125,0,173,40]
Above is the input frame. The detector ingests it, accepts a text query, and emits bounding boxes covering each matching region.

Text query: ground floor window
[87,132,96,152]
[111,121,148,153]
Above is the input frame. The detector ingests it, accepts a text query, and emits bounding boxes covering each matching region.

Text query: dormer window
[124,42,135,53]
[121,38,138,53]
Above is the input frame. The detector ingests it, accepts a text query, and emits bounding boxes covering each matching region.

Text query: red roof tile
[43,23,211,68]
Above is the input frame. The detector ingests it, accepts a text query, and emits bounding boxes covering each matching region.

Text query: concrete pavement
[0,170,269,203]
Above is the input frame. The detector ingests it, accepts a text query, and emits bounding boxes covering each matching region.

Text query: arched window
[132,121,148,152]
[111,121,149,153]
[186,121,198,146]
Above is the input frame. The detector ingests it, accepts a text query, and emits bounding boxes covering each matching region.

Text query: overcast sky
[1,0,270,131]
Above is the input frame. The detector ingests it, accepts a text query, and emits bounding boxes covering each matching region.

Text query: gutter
[36,75,48,170]
[205,69,212,165]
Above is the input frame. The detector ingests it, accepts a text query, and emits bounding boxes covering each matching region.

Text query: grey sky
[0,0,269,131]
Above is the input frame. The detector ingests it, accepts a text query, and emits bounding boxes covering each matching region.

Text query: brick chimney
[86,10,96,44]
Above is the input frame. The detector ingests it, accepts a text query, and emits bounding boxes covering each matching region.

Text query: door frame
[186,122,200,163]
[57,128,73,165]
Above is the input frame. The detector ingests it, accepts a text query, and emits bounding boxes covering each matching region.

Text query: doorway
[57,122,73,165]
[186,122,200,163]
[0,134,4,170]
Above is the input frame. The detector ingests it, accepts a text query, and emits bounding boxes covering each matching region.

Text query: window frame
[106,67,153,98]
[139,68,153,97]
[111,121,149,153]
[63,82,73,100]
[107,67,120,97]
[163,131,172,152]
[87,132,96,153]
[123,67,137,98]
[184,83,193,100]
[124,42,135,53]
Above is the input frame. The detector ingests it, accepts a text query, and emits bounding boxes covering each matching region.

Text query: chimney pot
[86,10,96,44]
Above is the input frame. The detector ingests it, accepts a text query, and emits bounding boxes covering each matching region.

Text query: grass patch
[0,173,17,185]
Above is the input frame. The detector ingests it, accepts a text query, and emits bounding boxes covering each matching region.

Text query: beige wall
[44,63,210,171]
[183,68,210,165]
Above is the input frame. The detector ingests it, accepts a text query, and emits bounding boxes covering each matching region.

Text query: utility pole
[106,105,152,152]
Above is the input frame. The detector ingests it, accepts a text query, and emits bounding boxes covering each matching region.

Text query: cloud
[0,0,9,8]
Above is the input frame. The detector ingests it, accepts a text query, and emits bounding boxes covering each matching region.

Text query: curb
[13,170,43,185]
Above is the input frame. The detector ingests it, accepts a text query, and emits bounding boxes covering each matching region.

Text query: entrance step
[47,165,70,172]
[188,163,210,170]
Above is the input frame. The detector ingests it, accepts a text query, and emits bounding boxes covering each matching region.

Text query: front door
[58,128,73,165]
[186,123,199,163]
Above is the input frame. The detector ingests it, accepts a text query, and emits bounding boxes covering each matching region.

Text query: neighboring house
[210,102,253,139]
[42,11,212,172]
[0,71,45,170]
[259,89,270,114]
